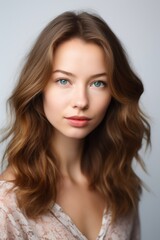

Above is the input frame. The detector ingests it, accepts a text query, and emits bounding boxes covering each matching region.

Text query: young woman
[0,11,150,239]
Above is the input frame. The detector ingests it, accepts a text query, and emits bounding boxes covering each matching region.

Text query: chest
[56,180,106,240]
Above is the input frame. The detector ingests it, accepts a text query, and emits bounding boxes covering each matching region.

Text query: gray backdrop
[0,1,159,239]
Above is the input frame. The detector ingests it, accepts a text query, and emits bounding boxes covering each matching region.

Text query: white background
[0,1,159,239]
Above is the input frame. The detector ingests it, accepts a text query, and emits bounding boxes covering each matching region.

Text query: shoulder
[0,180,16,202]
[0,180,18,217]
[0,181,18,237]
[0,180,15,197]
[107,210,140,240]
[0,181,34,239]
[0,167,17,206]
[0,180,22,226]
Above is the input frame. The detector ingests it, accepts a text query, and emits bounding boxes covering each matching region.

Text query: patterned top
[0,181,140,240]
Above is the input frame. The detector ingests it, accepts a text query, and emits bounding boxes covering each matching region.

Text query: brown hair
[1,11,150,222]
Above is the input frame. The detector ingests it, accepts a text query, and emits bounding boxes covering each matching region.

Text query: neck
[52,131,84,179]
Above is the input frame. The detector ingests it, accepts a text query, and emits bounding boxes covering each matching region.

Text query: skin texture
[43,38,111,141]
[42,38,112,239]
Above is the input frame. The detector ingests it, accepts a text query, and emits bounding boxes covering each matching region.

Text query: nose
[72,86,89,110]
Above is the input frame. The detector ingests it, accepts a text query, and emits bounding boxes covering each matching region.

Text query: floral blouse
[0,181,140,240]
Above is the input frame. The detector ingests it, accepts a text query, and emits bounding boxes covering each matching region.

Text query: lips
[65,116,91,127]
[66,116,91,120]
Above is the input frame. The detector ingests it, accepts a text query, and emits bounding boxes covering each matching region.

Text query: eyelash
[56,79,69,85]
[90,81,107,88]
[56,78,70,86]
[56,79,107,88]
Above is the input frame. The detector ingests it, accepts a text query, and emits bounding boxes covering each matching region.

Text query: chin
[66,133,88,140]
[63,128,93,139]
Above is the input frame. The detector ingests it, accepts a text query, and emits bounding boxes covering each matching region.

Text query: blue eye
[92,81,106,88]
[58,79,68,85]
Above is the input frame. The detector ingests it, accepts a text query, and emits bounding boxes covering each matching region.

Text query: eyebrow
[52,70,107,79]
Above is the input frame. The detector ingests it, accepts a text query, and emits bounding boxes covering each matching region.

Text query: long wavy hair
[1,11,150,222]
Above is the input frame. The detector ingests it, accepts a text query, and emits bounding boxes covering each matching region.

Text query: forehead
[52,38,108,75]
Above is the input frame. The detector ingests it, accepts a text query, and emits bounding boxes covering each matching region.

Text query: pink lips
[65,116,91,127]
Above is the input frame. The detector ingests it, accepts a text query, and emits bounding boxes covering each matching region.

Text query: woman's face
[43,38,111,139]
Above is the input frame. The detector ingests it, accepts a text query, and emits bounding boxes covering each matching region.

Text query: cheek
[96,95,111,114]
[43,92,57,118]
[43,92,68,123]
[43,88,59,109]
